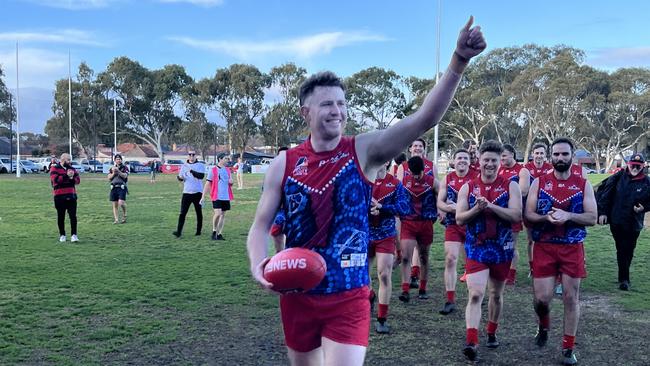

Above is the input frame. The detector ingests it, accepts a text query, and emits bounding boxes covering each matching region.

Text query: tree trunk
[523,121,534,162]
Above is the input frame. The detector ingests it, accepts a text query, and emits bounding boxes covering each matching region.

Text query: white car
[0,159,9,173]
[70,161,85,173]
[34,157,56,172]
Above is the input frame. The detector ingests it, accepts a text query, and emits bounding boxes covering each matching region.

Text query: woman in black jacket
[596,153,650,290]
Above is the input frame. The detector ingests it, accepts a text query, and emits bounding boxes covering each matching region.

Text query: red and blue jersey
[401,174,437,221]
[281,136,372,294]
[443,170,478,227]
[525,161,553,182]
[401,157,435,178]
[465,176,514,264]
[499,162,524,184]
[531,172,587,245]
[369,175,410,241]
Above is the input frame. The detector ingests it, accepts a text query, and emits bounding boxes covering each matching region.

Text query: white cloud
[0,48,68,89]
[158,0,224,6]
[0,29,105,47]
[168,31,388,60]
[24,0,121,10]
[587,47,650,69]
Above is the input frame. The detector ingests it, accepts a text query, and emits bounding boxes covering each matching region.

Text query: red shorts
[444,224,465,243]
[400,220,434,247]
[279,286,371,352]
[369,236,396,257]
[270,224,283,237]
[532,243,587,279]
[465,258,512,282]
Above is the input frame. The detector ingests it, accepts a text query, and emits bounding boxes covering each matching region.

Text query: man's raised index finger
[463,15,474,31]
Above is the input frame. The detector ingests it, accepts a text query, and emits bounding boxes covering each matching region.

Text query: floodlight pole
[433,0,441,168]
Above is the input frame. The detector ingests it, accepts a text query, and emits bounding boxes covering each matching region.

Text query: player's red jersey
[468,161,480,176]
[401,157,435,179]
[531,172,588,245]
[443,170,478,226]
[401,174,437,221]
[498,162,525,184]
[525,161,553,180]
[571,164,584,178]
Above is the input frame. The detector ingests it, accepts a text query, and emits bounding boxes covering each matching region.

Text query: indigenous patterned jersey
[525,161,553,181]
[531,172,587,245]
[281,136,372,294]
[465,176,514,264]
[443,170,478,226]
[499,162,524,184]
[369,175,410,241]
[401,157,435,178]
[401,174,437,221]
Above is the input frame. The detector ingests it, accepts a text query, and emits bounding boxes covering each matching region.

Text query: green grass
[0,172,648,364]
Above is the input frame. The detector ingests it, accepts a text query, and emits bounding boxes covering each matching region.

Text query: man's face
[532,147,546,164]
[301,86,347,141]
[551,143,573,172]
[500,150,515,167]
[409,141,425,157]
[219,156,230,165]
[628,163,644,177]
[480,151,500,178]
[60,156,71,165]
[114,157,122,165]
[468,143,478,162]
[454,152,470,173]
[188,152,196,162]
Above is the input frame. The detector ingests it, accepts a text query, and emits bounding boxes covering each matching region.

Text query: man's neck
[456,169,469,177]
[553,170,571,180]
[310,134,341,153]
[480,174,497,184]
[533,161,545,168]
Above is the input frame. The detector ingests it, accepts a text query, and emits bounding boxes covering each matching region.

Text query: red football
[263,248,327,293]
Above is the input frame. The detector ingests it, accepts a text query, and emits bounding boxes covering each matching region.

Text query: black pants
[610,224,641,283]
[54,197,77,236]
[176,192,203,235]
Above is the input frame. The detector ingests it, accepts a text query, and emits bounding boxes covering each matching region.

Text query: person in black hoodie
[596,153,650,290]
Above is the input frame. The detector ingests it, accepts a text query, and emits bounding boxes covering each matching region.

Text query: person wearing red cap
[596,152,650,291]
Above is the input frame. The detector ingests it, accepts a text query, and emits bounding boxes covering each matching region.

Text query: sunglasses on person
[629,164,643,170]
[188,153,196,156]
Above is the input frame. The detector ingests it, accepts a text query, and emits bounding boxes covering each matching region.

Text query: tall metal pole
[433,0,441,168]
[9,95,13,171]
[15,42,20,178]
[113,98,117,158]
[68,50,72,158]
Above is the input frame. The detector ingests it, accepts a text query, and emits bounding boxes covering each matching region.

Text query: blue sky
[1,0,649,133]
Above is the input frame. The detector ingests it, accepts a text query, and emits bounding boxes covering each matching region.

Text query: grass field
[1,172,648,365]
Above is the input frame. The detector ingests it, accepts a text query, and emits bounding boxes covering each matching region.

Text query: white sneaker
[71,235,79,242]
[59,235,66,242]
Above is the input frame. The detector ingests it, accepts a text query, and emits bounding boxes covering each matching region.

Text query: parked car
[34,157,56,172]
[85,160,104,173]
[70,161,85,173]
[0,159,10,173]
[0,159,35,173]
[126,160,151,173]
[162,159,184,174]
[20,160,39,173]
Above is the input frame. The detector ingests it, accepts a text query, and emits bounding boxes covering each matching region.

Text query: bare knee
[445,253,458,268]
[469,290,484,305]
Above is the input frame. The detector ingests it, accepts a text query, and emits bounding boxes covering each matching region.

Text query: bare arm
[519,168,530,197]
[487,181,522,223]
[571,182,597,226]
[355,17,486,176]
[525,178,547,223]
[246,152,286,290]
[436,177,455,213]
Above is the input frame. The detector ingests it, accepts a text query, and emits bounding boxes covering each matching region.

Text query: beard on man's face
[553,159,572,172]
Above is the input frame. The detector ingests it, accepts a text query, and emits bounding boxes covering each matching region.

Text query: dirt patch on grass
[90,284,650,365]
